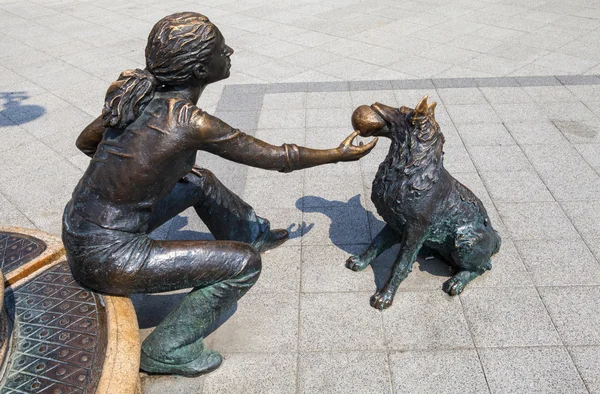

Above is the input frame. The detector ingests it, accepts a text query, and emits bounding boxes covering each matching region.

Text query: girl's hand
[337,130,378,161]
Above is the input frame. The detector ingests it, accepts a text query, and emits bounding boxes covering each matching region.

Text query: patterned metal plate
[1,261,107,394]
[0,232,46,273]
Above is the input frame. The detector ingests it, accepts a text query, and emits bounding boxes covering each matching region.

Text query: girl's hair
[102,12,218,129]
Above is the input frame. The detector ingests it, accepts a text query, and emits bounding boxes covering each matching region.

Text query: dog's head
[352,96,439,142]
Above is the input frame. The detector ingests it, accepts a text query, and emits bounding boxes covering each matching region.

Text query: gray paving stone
[141,374,204,394]
[541,102,599,124]
[504,121,568,145]
[299,292,385,351]
[215,110,260,130]
[304,155,361,177]
[202,352,297,394]
[479,347,588,394]
[0,193,35,228]
[473,76,520,87]
[301,245,377,293]
[257,108,306,129]
[456,123,515,147]
[562,201,600,240]
[390,79,435,90]
[468,145,532,173]
[479,86,534,104]
[480,170,554,202]
[539,286,600,346]
[250,207,304,248]
[425,45,481,66]
[349,46,404,68]
[514,75,561,87]
[585,237,600,264]
[461,287,560,347]
[524,85,579,103]
[389,349,489,394]
[390,252,458,293]
[242,173,303,211]
[467,240,534,289]
[552,118,600,144]
[450,170,495,209]
[299,351,391,394]
[442,144,478,174]
[382,291,474,350]
[223,83,267,95]
[245,59,307,83]
[305,91,352,108]
[350,89,397,109]
[521,144,600,201]
[446,103,501,124]
[304,126,357,151]
[389,56,453,79]
[493,103,549,123]
[307,81,349,92]
[205,290,298,353]
[566,84,600,102]
[261,92,306,110]
[254,127,306,146]
[432,77,477,88]
[217,93,264,112]
[0,160,82,234]
[317,58,380,80]
[306,107,352,128]
[304,175,366,208]
[496,201,580,240]
[285,48,340,71]
[265,82,307,93]
[349,79,392,91]
[515,239,600,286]
[568,346,600,394]
[437,87,487,105]
[253,246,301,293]
[0,121,36,154]
[534,52,598,75]
[300,206,371,246]
[393,89,441,106]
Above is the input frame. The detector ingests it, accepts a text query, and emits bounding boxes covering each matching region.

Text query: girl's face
[200,28,234,84]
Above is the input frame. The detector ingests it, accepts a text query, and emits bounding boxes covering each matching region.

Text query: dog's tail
[492,231,502,255]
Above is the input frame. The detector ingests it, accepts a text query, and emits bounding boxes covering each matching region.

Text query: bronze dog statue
[347,96,501,310]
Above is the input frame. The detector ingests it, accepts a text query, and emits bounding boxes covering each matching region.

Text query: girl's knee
[237,245,262,283]
[188,168,216,185]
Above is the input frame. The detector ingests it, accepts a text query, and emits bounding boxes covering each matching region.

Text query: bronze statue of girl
[62,12,377,376]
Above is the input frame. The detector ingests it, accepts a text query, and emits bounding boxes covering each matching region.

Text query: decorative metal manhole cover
[0,232,46,273]
[1,261,107,394]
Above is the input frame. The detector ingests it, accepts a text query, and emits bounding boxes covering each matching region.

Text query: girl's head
[103,12,233,129]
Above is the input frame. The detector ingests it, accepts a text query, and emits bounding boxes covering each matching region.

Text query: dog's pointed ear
[415,95,428,116]
[428,102,437,114]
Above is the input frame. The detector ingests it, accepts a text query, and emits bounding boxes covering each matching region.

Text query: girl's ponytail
[102,68,157,129]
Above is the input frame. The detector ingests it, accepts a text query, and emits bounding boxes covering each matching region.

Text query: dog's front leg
[346,224,399,271]
[370,228,426,310]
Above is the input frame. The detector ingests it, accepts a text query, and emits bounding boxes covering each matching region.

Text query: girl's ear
[193,65,207,81]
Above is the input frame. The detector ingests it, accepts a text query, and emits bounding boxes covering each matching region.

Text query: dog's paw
[442,276,466,296]
[345,255,369,271]
[370,290,394,310]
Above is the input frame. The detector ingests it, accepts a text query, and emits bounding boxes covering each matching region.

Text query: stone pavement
[1,0,600,393]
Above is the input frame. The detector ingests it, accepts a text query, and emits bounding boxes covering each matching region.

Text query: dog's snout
[371,102,398,124]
